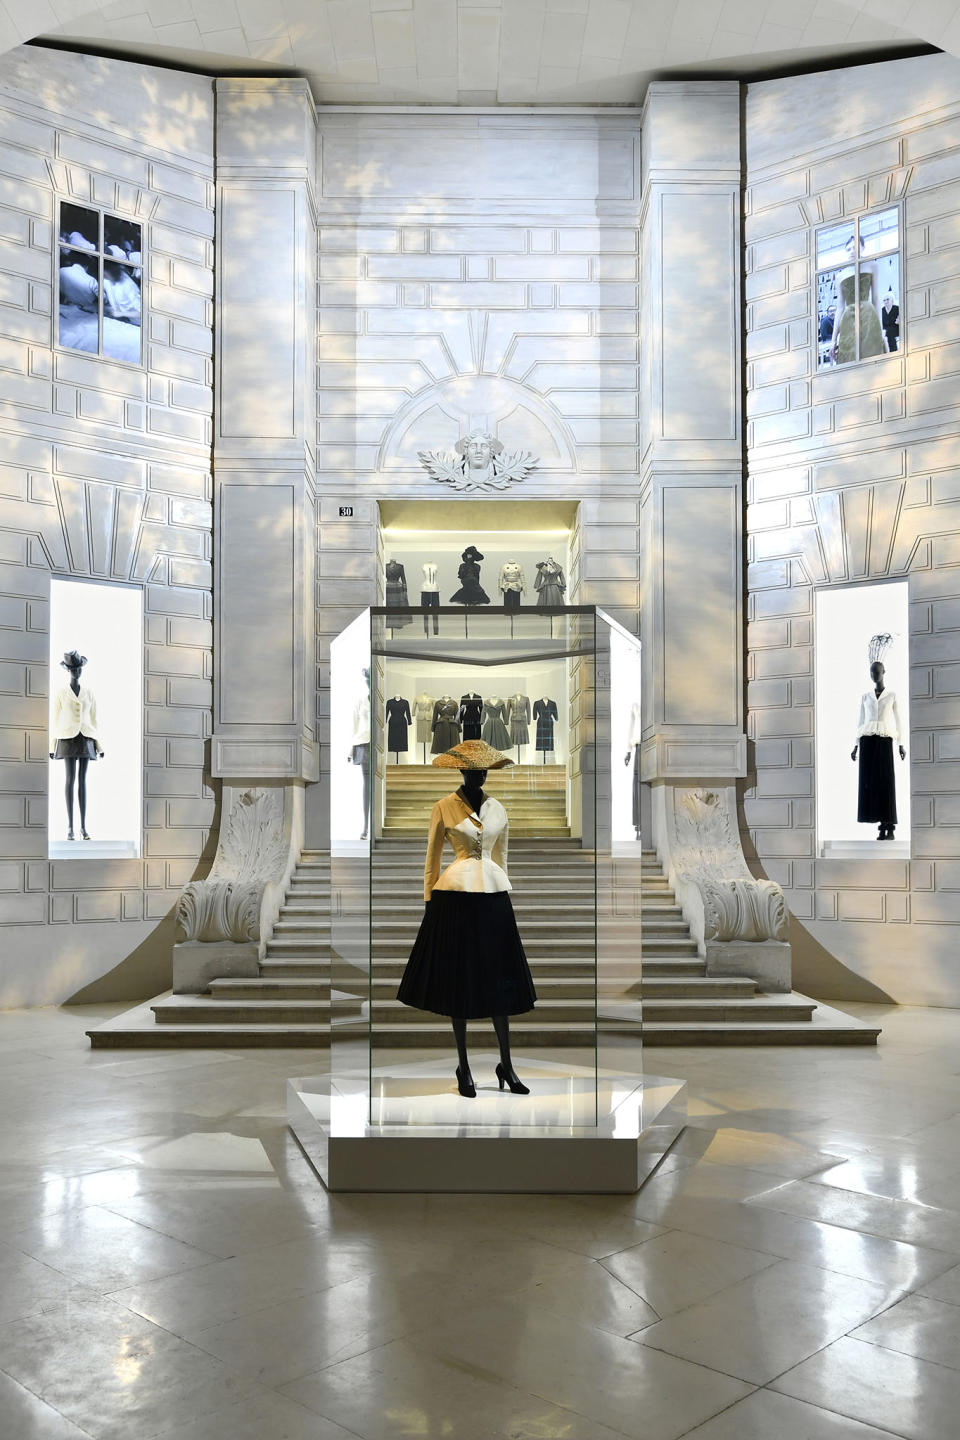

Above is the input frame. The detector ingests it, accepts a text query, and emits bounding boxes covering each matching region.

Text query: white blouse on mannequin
[421,562,439,593]
[856,688,903,745]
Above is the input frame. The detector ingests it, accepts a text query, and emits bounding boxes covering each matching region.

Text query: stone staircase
[87,843,880,1048]
[383,763,569,836]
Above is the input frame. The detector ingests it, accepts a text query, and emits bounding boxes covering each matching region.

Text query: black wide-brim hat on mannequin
[461,546,484,562]
[61,650,87,669]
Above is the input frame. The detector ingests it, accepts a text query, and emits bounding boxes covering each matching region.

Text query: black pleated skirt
[397,890,537,1019]
[858,734,897,824]
[54,735,98,760]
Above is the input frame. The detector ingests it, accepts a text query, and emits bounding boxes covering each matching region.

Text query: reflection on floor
[3,1002,960,1438]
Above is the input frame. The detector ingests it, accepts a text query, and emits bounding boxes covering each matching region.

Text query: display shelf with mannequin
[347,669,371,840]
[396,739,535,1097]
[851,634,906,841]
[420,560,440,635]
[457,692,483,741]
[533,696,559,764]
[385,694,412,763]
[49,649,104,841]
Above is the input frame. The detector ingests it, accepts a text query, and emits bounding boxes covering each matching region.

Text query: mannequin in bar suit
[49,649,104,840]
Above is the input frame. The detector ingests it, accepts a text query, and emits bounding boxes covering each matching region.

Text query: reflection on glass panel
[860,206,899,257]
[817,268,842,367]
[58,251,99,353]
[104,215,143,272]
[59,202,98,253]
[877,253,900,352]
[102,263,141,362]
[816,220,854,271]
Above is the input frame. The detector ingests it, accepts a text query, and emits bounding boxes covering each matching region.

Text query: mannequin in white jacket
[49,650,104,840]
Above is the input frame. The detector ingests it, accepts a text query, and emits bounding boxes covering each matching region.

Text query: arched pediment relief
[379,372,575,474]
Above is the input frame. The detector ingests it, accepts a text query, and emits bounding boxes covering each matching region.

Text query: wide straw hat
[432,739,513,771]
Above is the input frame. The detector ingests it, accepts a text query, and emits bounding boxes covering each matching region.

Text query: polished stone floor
[3,1002,960,1438]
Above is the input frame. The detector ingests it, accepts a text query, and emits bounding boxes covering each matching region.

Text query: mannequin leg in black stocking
[492,1015,529,1094]
[77,758,90,838]
[452,1018,475,1096]
[64,757,76,839]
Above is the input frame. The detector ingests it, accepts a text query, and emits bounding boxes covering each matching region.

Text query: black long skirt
[858,734,897,824]
[397,890,537,1019]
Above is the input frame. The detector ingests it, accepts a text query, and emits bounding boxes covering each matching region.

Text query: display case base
[288,1062,686,1194]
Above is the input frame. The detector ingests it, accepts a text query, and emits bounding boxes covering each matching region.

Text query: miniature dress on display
[431,697,461,754]
[507,693,531,746]
[856,687,902,826]
[499,561,526,611]
[385,696,412,753]
[481,697,512,750]
[534,559,565,608]
[449,546,490,605]
[413,692,434,746]
[384,559,413,627]
[533,697,558,753]
[457,693,483,741]
[396,787,537,1019]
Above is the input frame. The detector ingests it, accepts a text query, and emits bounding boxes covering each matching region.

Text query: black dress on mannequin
[385,696,412,754]
[431,697,461,754]
[458,693,483,741]
[449,547,490,606]
[533,697,558,753]
[385,560,412,628]
[852,655,905,840]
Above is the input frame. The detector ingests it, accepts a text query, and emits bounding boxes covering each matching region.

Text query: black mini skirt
[397,890,536,1020]
[54,735,98,760]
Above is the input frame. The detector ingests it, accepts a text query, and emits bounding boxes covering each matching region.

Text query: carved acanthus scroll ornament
[175,788,286,944]
[673,789,788,944]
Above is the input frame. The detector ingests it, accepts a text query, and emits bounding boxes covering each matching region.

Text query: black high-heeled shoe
[67,829,75,841]
[456,1066,476,1098]
[81,829,91,840]
[496,1062,529,1095]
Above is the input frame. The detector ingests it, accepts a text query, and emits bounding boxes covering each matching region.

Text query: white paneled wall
[744,53,960,1005]
[0,48,215,1004]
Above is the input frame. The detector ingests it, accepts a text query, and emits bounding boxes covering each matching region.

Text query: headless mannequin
[851,660,905,840]
[347,667,371,840]
[49,661,102,840]
[449,767,529,1098]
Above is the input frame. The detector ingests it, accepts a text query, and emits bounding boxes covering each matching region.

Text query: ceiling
[0,0,952,106]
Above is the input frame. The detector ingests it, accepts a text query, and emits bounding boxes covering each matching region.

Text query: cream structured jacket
[856,687,904,745]
[423,790,510,901]
[51,683,101,747]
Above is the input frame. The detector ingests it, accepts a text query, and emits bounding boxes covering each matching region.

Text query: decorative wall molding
[176,787,284,943]
[418,428,538,492]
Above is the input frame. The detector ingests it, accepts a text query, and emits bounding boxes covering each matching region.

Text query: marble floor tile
[109,1233,382,1341]
[918,1259,960,1305]
[682,1385,913,1438]
[284,1339,636,1440]
[509,1250,660,1334]
[773,1333,960,1440]
[0,1294,257,1440]
[671,1124,842,1179]
[850,1291,960,1370]
[404,1296,752,1439]
[603,1229,779,1318]
[808,1153,960,1203]
[145,1386,359,1440]
[635,1258,895,1384]
[0,1368,93,1439]
[2,1202,219,1292]
[745,1177,960,1253]
[0,1237,96,1325]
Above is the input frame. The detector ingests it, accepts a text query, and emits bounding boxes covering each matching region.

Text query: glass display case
[298,603,684,1191]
